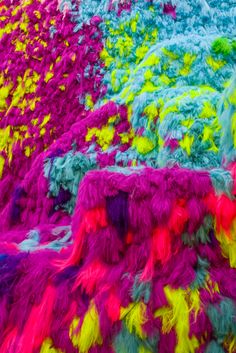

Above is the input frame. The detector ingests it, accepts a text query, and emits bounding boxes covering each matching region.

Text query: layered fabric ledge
[1,167,236,353]
[0,0,236,352]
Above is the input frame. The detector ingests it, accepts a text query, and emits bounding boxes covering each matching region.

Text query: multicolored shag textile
[0,0,236,352]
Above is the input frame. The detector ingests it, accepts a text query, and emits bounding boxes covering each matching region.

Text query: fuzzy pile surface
[0,0,236,352]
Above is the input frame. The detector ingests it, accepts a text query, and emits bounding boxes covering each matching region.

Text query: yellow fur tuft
[155,286,200,353]
[120,302,147,339]
[69,302,103,353]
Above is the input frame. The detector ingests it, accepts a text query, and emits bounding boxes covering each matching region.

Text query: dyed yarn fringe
[1,168,236,353]
[0,0,236,353]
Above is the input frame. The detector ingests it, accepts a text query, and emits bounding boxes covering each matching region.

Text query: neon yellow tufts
[0,155,5,179]
[228,242,236,268]
[179,135,194,155]
[0,84,12,109]
[59,85,65,91]
[32,70,40,82]
[144,103,158,121]
[100,48,113,67]
[127,105,132,121]
[183,53,197,66]
[159,105,178,122]
[179,53,196,76]
[0,22,18,40]
[136,46,149,64]
[139,53,160,68]
[45,71,54,83]
[223,80,231,89]
[85,127,97,142]
[106,38,112,50]
[98,126,114,150]
[37,114,51,136]
[41,114,51,128]
[120,302,147,339]
[227,336,236,353]
[0,125,29,163]
[85,95,94,109]
[19,13,29,33]
[158,98,165,109]
[31,118,38,126]
[69,316,80,348]
[174,87,215,103]
[126,92,135,104]
[120,86,131,99]
[216,220,236,268]
[188,289,201,320]
[115,34,133,57]
[162,48,179,60]
[182,119,194,128]
[121,72,130,84]
[40,128,46,136]
[144,69,153,80]
[7,70,39,110]
[14,39,27,52]
[108,115,118,124]
[119,133,131,144]
[86,126,115,151]
[0,126,10,151]
[203,126,213,142]
[151,28,158,39]
[206,56,226,71]
[229,88,236,106]
[199,102,217,118]
[132,136,155,154]
[24,146,31,157]
[40,338,64,353]
[199,85,216,93]
[70,302,103,353]
[155,286,199,353]
[159,74,171,85]
[205,275,220,294]
[111,70,119,92]
[140,81,159,94]
[130,17,137,32]
[144,103,158,128]
[202,126,218,152]
[11,6,21,16]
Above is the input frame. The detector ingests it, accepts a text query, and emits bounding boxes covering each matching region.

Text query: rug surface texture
[0,0,236,352]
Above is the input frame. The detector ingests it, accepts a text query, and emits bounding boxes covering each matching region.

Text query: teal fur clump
[182,215,213,246]
[132,274,151,303]
[44,151,97,213]
[205,341,225,353]
[207,298,236,344]
[114,323,158,353]
[219,74,236,165]
[191,257,209,289]
[210,168,233,197]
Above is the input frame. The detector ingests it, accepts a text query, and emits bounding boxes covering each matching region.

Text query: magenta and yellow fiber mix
[0,0,236,352]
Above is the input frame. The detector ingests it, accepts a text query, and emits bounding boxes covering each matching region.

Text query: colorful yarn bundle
[0,0,236,352]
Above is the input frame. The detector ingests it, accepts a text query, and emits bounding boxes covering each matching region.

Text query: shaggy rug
[0,0,236,352]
